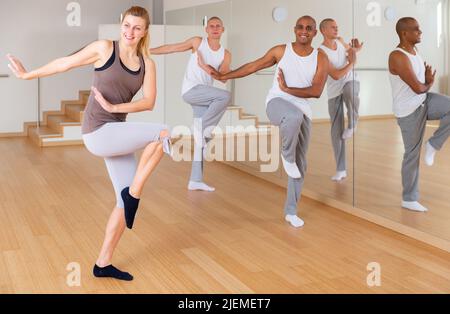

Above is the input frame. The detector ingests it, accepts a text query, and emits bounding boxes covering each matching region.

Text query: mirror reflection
[354,0,450,241]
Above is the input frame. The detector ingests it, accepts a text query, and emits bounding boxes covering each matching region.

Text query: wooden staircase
[221,106,271,132]
[25,90,271,147]
[26,90,89,147]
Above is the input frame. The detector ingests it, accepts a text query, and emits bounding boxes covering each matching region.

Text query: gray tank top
[82,41,145,134]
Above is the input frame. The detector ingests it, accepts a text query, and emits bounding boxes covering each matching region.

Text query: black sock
[121,187,140,229]
[93,264,133,281]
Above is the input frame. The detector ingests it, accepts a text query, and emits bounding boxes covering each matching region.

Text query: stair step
[47,115,79,133]
[25,89,89,147]
[62,100,84,106]
[47,115,78,123]
[28,125,62,147]
[42,111,61,124]
[29,126,61,137]
[66,104,86,122]
[80,90,91,103]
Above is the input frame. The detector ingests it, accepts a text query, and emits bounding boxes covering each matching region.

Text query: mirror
[163,0,450,248]
[354,0,450,244]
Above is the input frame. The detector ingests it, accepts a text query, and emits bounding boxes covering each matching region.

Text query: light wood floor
[306,119,450,242]
[0,137,449,293]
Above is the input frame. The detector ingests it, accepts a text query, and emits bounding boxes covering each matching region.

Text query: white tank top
[181,37,225,95]
[389,48,427,118]
[266,44,318,120]
[319,40,356,99]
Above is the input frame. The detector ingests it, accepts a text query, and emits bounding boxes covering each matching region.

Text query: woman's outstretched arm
[6,40,110,80]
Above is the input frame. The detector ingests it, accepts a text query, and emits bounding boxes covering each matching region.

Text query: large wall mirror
[164,0,450,249]
[354,0,450,245]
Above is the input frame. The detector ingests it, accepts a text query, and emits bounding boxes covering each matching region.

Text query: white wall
[0,0,154,133]
[165,0,449,122]
[152,0,165,24]
[166,0,231,25]
[354,0,449,118]
[2,0,447,133]
[166,0,353,121]
[164,0,226,12]
[354,0,447,87]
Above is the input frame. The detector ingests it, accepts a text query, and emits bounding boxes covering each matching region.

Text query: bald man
[319,18,363,181]
[150,17,232,192]
[207,16,328,228]
[389,17,450,212]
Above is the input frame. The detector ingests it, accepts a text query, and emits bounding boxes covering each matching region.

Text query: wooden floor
[306,119,450,242]
[0,137,449,293]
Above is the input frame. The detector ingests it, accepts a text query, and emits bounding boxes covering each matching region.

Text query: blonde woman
[7,6,170,281]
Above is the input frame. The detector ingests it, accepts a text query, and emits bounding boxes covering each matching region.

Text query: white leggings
[83,122,169,208]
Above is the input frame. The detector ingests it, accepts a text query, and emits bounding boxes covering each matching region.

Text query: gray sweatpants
[328,80,360,171]
[397,92,450,201]
[182,84,231,182]
[266,97,312,215]
[83,122,168,208]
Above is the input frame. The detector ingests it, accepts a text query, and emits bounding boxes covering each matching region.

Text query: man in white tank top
[389,17,450,212]
[319,19,363,182]
[150,17,232,192]
[208,16,329,228]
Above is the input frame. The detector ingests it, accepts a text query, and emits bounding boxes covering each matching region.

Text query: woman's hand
[92,87,114,113]
[6,41,104,81]
[6,54,30,80]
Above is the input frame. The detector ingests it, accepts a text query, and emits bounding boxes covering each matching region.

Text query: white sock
[281,155,301,179]
[331,171,347,181]
[188,181,215,192]
[285,215,304,228]
[424,141,437,166]
[342,128,354,140]
[402,201,428,212]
